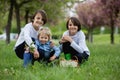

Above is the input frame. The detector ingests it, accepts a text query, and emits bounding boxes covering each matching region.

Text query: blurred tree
[5,0,31,44]
[76,0,105,42]
[3,0,76,44]
[0,0,9,33]
[25,0,76,25]
[76,0,120,44]
[96,0,120,44]
[13,0,32,34]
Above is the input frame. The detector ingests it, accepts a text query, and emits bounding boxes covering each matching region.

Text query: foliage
[0,0,76,31]
[15,0,76,25]
[49,20,66,39]
[75,0,107,42]
[75,0,120,43]
[76,0,105,29]
[95,0,120,44]
[0,1,9,31]
[95,0,120,26]
[0,0,76,44]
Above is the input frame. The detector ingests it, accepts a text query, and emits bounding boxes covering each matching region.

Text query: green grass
[0,34,120,80]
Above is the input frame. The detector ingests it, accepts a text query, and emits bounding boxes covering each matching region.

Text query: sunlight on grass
[93,34,120,44]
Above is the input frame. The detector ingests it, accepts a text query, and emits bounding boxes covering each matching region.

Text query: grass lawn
[0,34,120,80]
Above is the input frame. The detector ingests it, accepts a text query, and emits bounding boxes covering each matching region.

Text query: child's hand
[59,39,66,44]
[62,35,73,43]
[33,49,39,59]
[50,41,55,47]
[24,44,30,53]
[50,55,56,61]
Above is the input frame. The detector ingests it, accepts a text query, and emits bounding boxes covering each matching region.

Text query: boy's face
[39,33,49,44]
[33,13,44,30]
[68,20,78,36]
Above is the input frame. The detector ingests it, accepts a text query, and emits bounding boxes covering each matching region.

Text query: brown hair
[66,17,81,31]
[32,10,47,25]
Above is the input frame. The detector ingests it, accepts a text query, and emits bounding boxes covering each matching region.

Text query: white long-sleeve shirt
[14,23,39,48]
[63,30,90,55]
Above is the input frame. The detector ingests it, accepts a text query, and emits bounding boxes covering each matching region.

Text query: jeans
[23,52,33,67]
[32,50,57,64]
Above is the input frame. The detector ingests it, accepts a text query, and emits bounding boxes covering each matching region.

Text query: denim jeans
[23,52,33,67]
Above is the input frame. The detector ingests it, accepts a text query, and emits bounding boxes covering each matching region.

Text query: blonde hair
[38,27,52,40]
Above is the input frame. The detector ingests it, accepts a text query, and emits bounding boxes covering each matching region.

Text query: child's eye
[69,24,72,26]
[40,37,44,39]
[45,37,48,39]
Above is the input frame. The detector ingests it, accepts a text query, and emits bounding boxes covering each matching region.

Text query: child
[32,27,60,64]
[59,17,90,64]
[14,10,47,67]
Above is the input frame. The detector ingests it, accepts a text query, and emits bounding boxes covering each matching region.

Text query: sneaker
[72,56,78,62]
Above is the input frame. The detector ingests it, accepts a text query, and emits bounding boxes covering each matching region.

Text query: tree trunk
[25,9,29,24]
[14,0,21,34]
[88,28,93,43]
[6,0,14,44]
[110,14,114,44]
[110,19,114,44]
[14,0,31,34]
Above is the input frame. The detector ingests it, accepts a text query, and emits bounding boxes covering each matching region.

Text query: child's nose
[39,19,43,24]
[39,19,42,22]
[70,25,74,28]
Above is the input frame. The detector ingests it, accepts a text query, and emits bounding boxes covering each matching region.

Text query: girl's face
[33,13,44,30]
[39,33,49,44]
[68,20,78,36]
